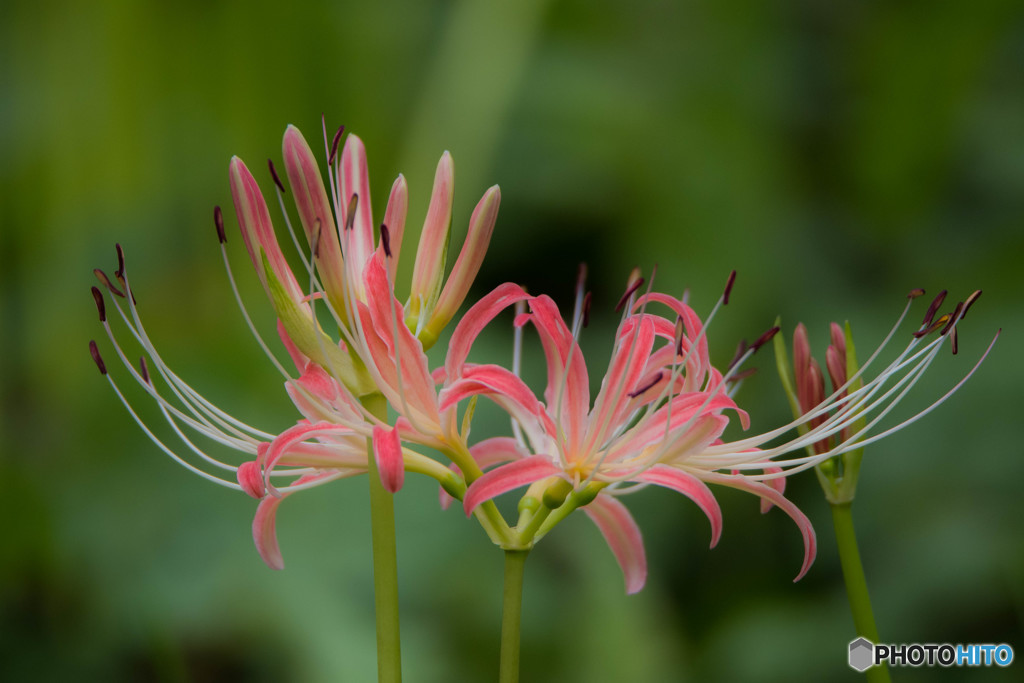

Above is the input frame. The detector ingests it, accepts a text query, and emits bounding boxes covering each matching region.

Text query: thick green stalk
[362,392,402,683]
[831,503,890,683]
[499,550,530,683]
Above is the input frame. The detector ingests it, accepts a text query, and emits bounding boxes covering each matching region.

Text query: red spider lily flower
[456,273,996,594]
[88,122,511,569]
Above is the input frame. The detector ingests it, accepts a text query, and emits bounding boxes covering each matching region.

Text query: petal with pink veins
[372,424,405,493]
[361,258,440,425]
[338,134,375,277]
[252,471,335,570]
[446,283,530,378]
[463,455,565,516]
[704,472,817,581]
[237,460,265,499]
[634,465,723,547]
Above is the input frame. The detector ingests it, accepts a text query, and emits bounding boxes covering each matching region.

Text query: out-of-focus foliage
[2,0,1022,680]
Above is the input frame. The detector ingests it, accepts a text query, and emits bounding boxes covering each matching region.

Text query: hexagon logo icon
[849,637,874,672]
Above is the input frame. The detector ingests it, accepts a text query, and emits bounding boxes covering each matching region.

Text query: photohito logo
[848,637,1014,671]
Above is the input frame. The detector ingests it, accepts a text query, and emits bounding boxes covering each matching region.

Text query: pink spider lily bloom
[87,122,509,569]
[458,273,996,594]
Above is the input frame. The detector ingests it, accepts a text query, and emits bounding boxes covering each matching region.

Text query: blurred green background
[3,0,1022,680]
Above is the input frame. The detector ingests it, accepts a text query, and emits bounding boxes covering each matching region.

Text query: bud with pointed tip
[282,124,347,318]
[420,185,501,348]
[408,151,455,332]
[230,156,305,306]
[337,133,375,279]
[382,175,408,282]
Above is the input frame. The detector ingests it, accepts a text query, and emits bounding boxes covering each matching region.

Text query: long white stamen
[104,295,272,444]
[104,374,242,491]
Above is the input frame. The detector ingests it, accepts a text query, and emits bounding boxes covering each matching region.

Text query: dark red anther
[750,326,780,353]
[94,269,125,298]
[962,289,982,319]
[921,289,947,329]
[139,356,151,385]
[674,316,685,356]
[345,194,359,231]
[729,367,758,383]
[628,372,663,398]
[581,292,592,328]
[729,339,749,370]
[940,301,963,336]
[950,326,959,355]
[615,276,644,313]
[91,286,106,322]
[214,206,226,244]
[380,223,392,257]
[89,340,107,375]
[268,159,285,193]
[915,313,950,338]
[907,288,926,300]
[329,125,345,166]
[115,243,126,278]
[723,270,737,305]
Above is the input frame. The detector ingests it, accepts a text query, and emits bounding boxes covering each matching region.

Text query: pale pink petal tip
[253,495,286,570]
[637,465,723,548]
[584,495,648,594]
[237,461,265,499]
[372,425,405,493]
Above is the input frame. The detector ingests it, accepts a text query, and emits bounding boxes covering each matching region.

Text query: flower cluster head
[89,121,507,568]
[88,121,997,594]
[454,272,996,593]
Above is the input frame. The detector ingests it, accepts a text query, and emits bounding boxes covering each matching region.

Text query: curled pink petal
[468,436,528,468]
[635,465,723,547]
[463,456,564,516]
[446,283,530,378]
[583,494,647,594]
[439,364,544,417]
[705,473,817,581]
[237,460,265,499]
[253,492,286,570]
[372,424,405,493]
[759,466,785,513]
[251,471,336,570]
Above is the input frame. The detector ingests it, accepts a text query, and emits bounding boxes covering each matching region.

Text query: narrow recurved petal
[582,494,648,595]
[338,133,375,281]
[282,125,347,317]
[229,156,305,305]
[382,175,409,282]
[422,185,500,349]
[408,151,455,328]
[463,455,565,516]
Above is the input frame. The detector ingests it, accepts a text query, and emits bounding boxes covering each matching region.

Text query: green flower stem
[441,442,514,546]
[362,392,402,683]
[499,549,530,683]
[831,502,890,683]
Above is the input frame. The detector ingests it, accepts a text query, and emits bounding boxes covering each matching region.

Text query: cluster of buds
[774,289,990,505]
